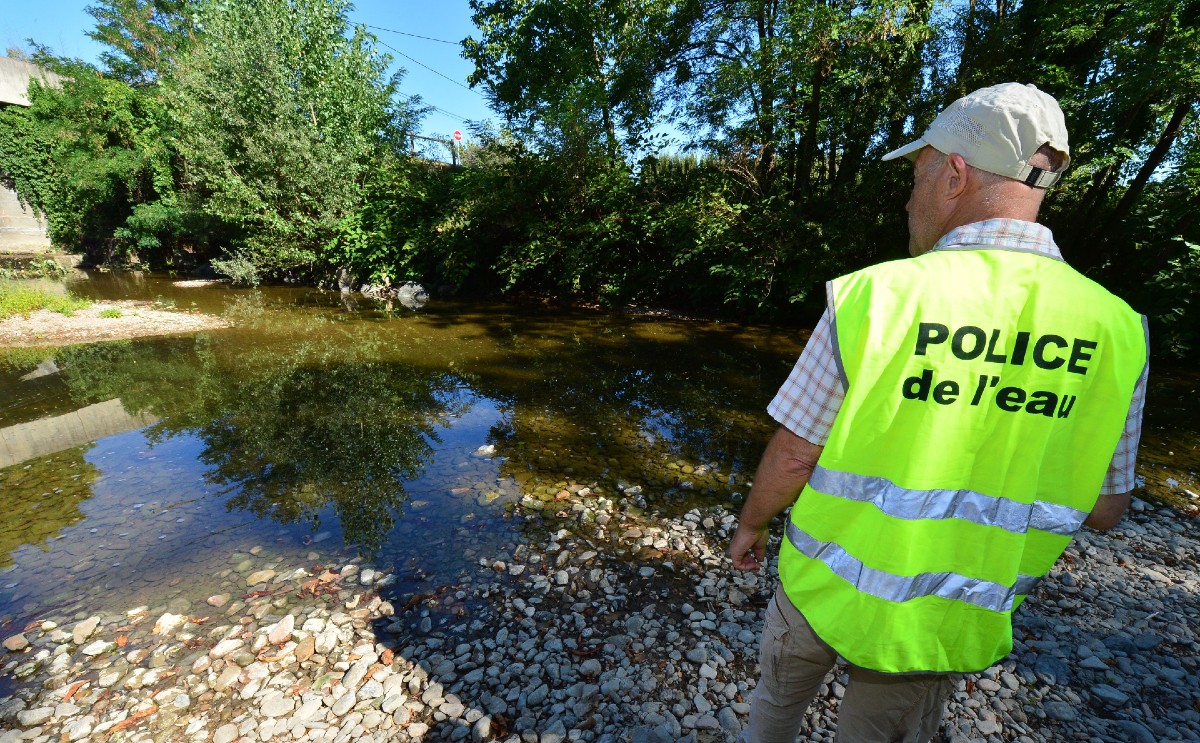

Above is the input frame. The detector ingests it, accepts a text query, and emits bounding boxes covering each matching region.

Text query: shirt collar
[930,218,1063,260]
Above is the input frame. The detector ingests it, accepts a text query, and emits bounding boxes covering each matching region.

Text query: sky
[0,0,498,142]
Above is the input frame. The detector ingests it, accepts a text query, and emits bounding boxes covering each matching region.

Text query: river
[0,272,812,632]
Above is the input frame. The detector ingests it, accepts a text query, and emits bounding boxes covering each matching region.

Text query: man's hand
[726,427,823,573]
[729,523,769,571]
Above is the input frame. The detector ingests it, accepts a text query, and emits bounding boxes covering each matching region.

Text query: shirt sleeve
[1099,358,1148,495]
[766,310,845,446]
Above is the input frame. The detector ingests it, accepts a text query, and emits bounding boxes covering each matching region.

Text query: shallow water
[2,272,1197,650]
[0,273,811,635]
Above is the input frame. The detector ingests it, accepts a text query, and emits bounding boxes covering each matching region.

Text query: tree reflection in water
[53,322,469,555]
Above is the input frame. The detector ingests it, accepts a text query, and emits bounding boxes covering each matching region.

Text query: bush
[210,253,260,287]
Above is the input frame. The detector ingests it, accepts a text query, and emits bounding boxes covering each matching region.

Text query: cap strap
[1022,166,1061,189]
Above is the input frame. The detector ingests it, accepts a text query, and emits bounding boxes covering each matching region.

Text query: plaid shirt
[768,219,1147,495]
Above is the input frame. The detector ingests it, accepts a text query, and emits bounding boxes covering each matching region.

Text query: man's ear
[944,153,970,201]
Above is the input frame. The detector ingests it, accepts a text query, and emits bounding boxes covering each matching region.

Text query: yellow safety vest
[778,246,1147,673]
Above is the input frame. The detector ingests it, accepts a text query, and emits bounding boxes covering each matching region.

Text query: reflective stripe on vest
[808,466,1089,537]
[786,516,1042,615]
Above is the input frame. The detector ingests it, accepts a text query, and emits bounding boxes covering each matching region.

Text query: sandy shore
[0,301,230,347]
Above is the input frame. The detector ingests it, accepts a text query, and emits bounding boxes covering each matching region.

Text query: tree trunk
[1102,98,1193,234]
[797,53,829,196]
[754,0,779,192]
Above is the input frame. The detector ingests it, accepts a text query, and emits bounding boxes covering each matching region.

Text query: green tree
[85,0,195,85]
[165,0,420,275]
[464,0,685,159]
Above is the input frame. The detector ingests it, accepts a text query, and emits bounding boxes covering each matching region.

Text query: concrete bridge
[0,57,62,253]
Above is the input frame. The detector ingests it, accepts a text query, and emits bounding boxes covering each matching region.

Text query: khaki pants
[744,585,958,743]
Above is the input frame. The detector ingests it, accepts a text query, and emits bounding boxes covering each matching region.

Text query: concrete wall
[0,399,158,469]
[0,57,62,107]
[1,58,62,252]
[0,185,51,251]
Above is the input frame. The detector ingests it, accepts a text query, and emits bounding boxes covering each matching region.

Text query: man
[729,83,1149,743]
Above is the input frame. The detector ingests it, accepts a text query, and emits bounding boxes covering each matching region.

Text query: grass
[0,259,69,280]
[0,282,92,319]
[99,308,122,319]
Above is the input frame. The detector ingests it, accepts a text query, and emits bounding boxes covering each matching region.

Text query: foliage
[98,307,123,318]
[7,0,1200,357]
[0,60,176,263]
[165,0,419,275]
[0,282,91,319]
[1144,239,1200,357]
[85,0,195,84]
[210,252,260,287]
[0,259,68,280]
[464,0,684,159]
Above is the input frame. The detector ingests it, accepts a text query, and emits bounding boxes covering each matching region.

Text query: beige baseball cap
[882,83,1070,188]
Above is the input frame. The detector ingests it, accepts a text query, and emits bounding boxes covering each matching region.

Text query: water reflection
[50,329,468,556]
[0,276,808,625]
[0,448,97,568]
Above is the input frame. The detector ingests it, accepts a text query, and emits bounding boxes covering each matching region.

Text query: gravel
[0,490,1196,742]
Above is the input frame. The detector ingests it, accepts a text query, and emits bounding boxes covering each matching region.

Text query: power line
[429,104,471,121]
[376,39,482,97]
[364,24,460,46]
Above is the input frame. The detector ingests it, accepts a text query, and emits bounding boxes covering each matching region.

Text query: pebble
[0,500,1194,743]
[266,613,294,644]
[2,634,28,652]
[332,691,356,716]
[80,639,113,656]
[260,691,295,717]
[213,723,239,743]
[71,616,100,645]
[295,635,315,662]
[153,612,186,635]
[246,569,275,585]
[16,708,52,726]
[63,718,92,741]
[209,638,243,658]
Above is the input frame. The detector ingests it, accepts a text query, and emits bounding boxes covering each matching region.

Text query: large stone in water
[246,569,276,586]
[267,614,294,645]
[2,634,28,652]
[72,616,100,645]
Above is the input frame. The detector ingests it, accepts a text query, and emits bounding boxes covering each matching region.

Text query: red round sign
[453,130,462,142]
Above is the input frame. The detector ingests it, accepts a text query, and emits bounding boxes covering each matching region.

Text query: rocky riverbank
[1,490,1197,743]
